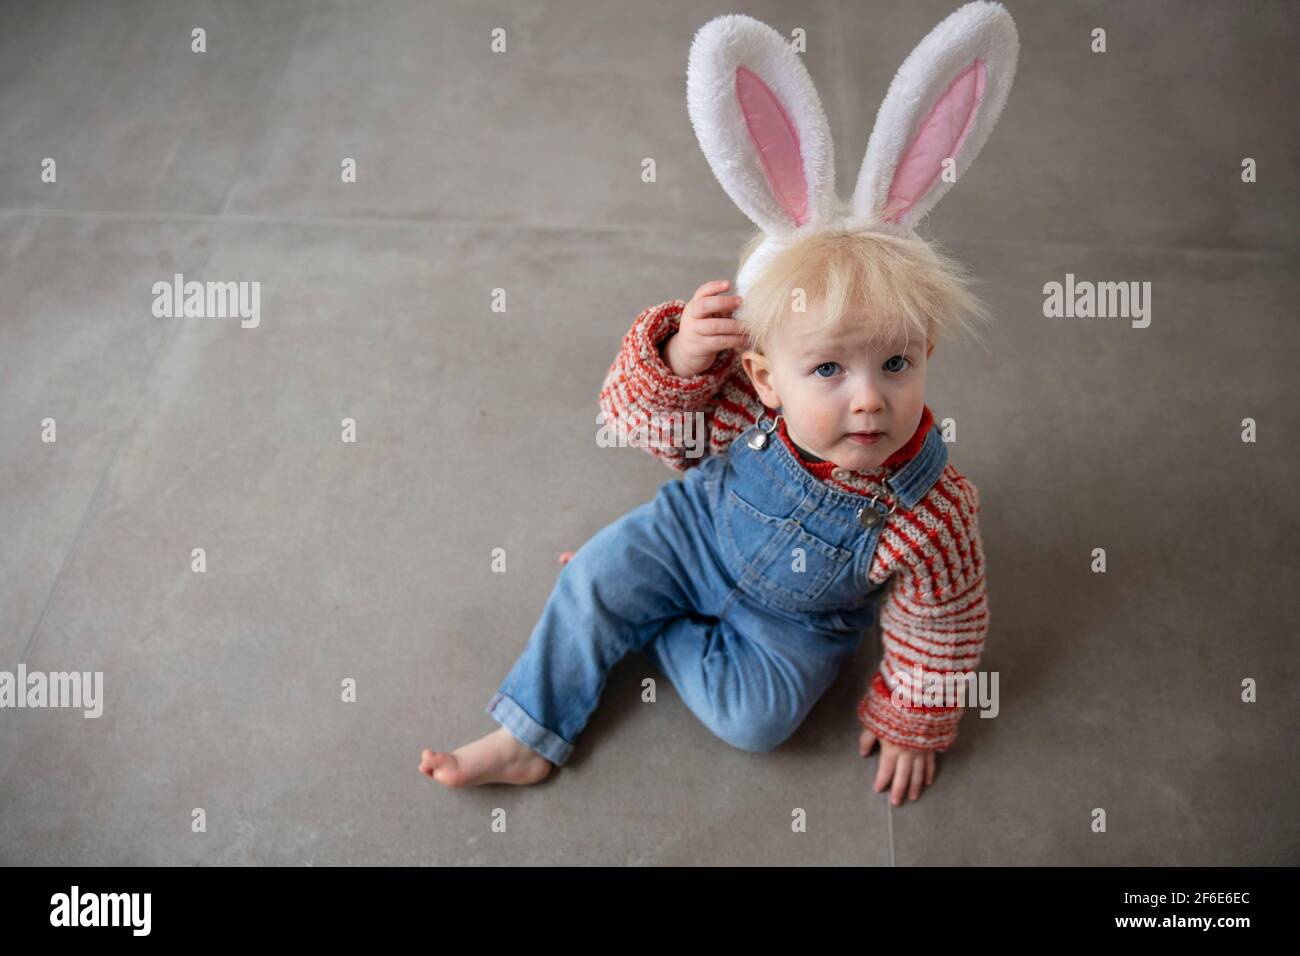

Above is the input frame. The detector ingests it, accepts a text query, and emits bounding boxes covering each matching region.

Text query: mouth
[847,431,885,445]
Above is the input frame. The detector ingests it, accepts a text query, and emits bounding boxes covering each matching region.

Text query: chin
[838,438,894,469]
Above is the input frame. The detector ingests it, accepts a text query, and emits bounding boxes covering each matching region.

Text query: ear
[741,348,781,408]
[851,1,1019,230]
[687,15,836,238]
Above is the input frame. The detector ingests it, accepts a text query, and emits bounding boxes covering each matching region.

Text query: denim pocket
[720,488,853,607]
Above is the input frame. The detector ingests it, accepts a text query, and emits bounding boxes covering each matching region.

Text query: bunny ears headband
[686,1,1020,298]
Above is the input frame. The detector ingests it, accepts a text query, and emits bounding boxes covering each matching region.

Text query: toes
[426,751,464,786]
[419,749,446,778]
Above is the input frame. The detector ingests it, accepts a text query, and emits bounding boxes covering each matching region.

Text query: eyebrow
[799,339,913,357]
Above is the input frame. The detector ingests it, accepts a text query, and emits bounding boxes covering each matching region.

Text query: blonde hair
[735,227,993,359]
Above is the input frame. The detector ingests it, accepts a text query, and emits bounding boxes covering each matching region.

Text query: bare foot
[420,727,554,787]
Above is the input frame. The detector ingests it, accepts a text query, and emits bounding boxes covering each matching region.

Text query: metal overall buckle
[746,413,783,450]
[856,489,898,529]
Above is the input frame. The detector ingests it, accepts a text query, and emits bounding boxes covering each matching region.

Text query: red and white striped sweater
[599,300,989,752]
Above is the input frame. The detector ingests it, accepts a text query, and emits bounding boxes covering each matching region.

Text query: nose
[849,372,886,415]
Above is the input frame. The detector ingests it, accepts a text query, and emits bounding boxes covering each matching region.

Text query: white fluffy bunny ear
[687,15,836,238]
[852,1,1019,231]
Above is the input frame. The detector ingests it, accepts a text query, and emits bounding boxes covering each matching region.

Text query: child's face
[741,307,930,472]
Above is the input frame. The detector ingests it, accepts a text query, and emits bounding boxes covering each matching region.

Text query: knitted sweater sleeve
[857,471,989,752]
[598,299,738,472]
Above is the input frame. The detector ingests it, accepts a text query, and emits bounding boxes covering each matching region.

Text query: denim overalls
[487,412,950,765]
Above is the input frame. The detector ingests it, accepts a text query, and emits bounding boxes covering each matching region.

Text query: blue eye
[813,362,839,378]
[884,355,911,373]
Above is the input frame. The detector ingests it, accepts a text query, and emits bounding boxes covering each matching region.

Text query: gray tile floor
[1,0,1296,865]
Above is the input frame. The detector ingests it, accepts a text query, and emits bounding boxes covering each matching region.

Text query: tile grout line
[0,206,1293,260]
[932,233,1298,260]
[17,249,215,665]
[14,1,317,666]
[213,4,315,220]
[0,205,725,235]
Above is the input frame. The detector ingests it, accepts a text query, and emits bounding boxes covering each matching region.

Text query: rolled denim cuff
[486,691,574,766]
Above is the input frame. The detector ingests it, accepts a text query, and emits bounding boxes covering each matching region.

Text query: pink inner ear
[735,65,809,227]
[882,59,987,223]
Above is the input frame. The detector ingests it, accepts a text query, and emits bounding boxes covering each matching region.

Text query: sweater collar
[774,404,935,481]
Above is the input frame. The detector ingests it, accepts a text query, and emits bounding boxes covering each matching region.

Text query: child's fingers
[858,729,877,756]
[691,279,731,301]
[686,295,743,321]
[908,756,925,801]
[891,754,912,806]
[691,317,745,337]
[873,748,896,793]
[703,336,749,353]
[705,294,744,313]
[924,753,935,786]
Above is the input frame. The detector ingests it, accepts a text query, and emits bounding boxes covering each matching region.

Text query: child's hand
[859,729,936,805]
[661,279,750,377]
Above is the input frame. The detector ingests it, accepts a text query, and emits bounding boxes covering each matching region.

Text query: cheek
[802,391,841,437]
